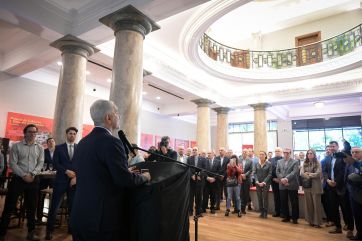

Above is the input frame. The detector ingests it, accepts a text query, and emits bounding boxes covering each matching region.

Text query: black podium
[129,162,190,241]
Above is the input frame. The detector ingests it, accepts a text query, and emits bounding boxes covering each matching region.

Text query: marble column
[100,5,159,143]
[213,107,231,151]
[50,35,99,143]
[250,103,270,154]
[192,99,215,152]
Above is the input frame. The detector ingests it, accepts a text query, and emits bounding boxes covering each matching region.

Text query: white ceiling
[0,0,362,125]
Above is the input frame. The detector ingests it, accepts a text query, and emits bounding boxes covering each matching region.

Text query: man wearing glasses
[0,124,44,241]
[276,148,300,224]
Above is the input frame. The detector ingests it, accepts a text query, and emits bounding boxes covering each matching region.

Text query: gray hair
[90,100,115,126]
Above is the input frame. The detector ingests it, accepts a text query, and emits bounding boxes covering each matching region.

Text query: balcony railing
[199,24,362,70]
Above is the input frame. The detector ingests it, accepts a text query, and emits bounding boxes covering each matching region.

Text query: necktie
[331,158,335,180]
[195,156,198,167]
[69,145,74,160]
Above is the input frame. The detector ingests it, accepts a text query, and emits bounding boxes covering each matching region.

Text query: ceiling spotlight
[86,70,91,75]
[156,96,161,100]
[107,78,112,83]
[314,102,325,108]
[142,91,147,95]
[56,61,62,66]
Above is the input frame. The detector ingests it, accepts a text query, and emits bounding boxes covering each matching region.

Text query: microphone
[118,130,137,157]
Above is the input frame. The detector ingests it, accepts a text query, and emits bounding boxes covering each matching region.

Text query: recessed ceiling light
[86,70,91,75]
[142,91,147,95]
[314,102,324,108]
[156,96,161,100]
[56,61,62,66]
[107,78,112,83]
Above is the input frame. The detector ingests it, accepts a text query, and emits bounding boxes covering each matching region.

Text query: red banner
[190,140,197,148]
[175,139,189,149]
[140,133,154,150]
[5,112,53,144]
[5,112,93,144]
[242,144,253,150]
[82,124,94,137]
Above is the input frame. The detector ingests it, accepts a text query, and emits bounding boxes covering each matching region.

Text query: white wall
[0,73,196,141]
[233,9,362,50]
[277,119,293,150]
[262,9,362,50]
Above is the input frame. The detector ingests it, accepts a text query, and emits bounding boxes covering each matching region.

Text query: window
[343,127,362,147]
[293,130,308,150]
[293,126,362,159]
[228,121,278,153]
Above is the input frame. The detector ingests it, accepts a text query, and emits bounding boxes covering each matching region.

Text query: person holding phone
[225,155,243,218]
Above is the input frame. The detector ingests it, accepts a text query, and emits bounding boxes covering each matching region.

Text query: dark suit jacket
[70,127,147,234]
[206,157,222,178]
[270,156,283,179]
[215,156,230,178]
[321,155,332,189]
[187,155,207,181]
[53,143,77,184]
[239,158,253,183]
[44,148,54,170]
[147,148,177,162]
[323,156,346,195]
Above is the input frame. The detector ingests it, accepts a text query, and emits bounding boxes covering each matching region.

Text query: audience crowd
[0,125,361,241]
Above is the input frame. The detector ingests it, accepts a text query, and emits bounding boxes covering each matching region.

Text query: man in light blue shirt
[0,124,44,241]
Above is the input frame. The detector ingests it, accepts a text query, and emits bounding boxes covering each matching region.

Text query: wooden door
[295,31,322,66]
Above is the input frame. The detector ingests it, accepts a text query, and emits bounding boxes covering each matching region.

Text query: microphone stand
[118,131,222,241]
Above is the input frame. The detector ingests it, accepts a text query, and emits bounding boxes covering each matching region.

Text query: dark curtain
[129,162,190,241]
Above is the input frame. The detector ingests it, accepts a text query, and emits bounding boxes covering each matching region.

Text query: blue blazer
[53,143,77,183]
[44,148,54,170]
[70,127,147,234]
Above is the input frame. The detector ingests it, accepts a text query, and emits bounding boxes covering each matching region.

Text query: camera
[159,136,170,148]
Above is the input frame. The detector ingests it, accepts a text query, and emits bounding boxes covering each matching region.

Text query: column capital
[213,107,231,114]
[50,35,99,59]
[191,98,215,107]
[250,103,271,111]
[99,5,160,38]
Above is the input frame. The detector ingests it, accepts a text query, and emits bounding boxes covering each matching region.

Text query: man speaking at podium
[70,100,151,241]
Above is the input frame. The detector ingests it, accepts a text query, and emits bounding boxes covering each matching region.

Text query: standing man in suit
[239,149,253,214]
[321,145,333,227]
[0,124,44,241]
[270,147,283,217]
[326,141,354,238]
[37,137,56,223]
[70,100,150,241]
[215,147,230,210]
[46,127,78,240]
[349,147,362,241]
[202,151,221,214]
[276,148,300,224]
[187,147,207,217]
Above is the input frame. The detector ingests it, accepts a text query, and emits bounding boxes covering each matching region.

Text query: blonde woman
[301,149,323,228]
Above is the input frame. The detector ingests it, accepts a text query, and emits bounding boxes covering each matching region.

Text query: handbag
[302,178,312,188]
[226,176,238,187]
[302,162,313,188]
